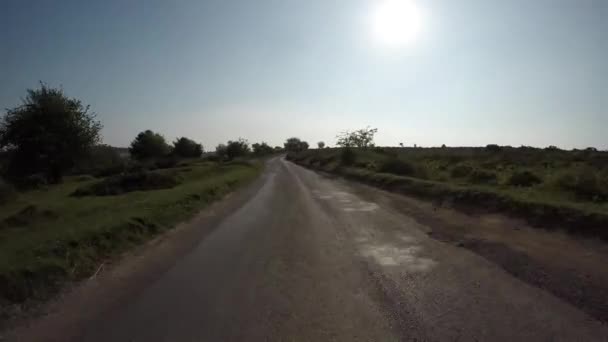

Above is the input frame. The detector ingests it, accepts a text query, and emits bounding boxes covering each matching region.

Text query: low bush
[93,163,127,177]
[75,175,95,182]
[204,154,222,162]
[555,167,606,201]
[451,164,473,178]
[485,144,502,153]
[72,171,180,197]
[318,154,337,167]
[364,161,378,171]
[379,158,416,176]
[153,157,180,170]
[373,147,397,157]
[508,171,542,187]
[172,137,203,158]
[600,170,608,195]
[469,169,498,184]
[1,205,57,228]
[0,179,16,204]
[14,174,47,190]
[340,148,356,166]
[72,145,126,176]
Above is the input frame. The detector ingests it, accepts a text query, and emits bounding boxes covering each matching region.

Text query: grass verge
[289,153,608,241]
[0,161,261,306]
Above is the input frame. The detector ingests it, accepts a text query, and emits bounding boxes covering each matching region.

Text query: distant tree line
[0,83,287,188]
[129,131,203,161]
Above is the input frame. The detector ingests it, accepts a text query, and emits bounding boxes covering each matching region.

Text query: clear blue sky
[1,0,606,149]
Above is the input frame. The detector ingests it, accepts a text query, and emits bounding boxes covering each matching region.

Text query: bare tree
[336,127,378,148]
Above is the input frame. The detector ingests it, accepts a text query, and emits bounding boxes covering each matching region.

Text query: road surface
[71,157,608,341]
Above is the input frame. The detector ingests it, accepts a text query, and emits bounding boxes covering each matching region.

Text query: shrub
[129,130,170,161]
[0,179,16,204]
[72,145,125,176]
[93,163,128,177]
[600,169,608,195]
[508,170,542,187]
[284,137,309,153]
[365,161,378,170]
[14,174,47,190]
[252,142,274,156]
[379,158,415,176]
[1,205,57,228]
[318,154,337,167]
[204,154,221,162]
[555,167,605,201]
[336,127,377,148]
[485,144,501,153]
[469,169,498,184]
[215,144,228,161]
[373,147,397,156]
[72,171,179,197]
[451,164,473,178]
[172,137,203,158]
[340,148,356,166]
[75,175,95,182]
[0,83,102,183]
[154,157,180,170]
[226,139,250,160]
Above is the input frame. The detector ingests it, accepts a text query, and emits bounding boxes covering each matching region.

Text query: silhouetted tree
[0,82,102,183]
[129,130,170,161]
[317,141,325,149]
[485,144,501,153]
[74,144,125,175]
[336,127,377,148]
[172,137,203,158]
[284,137,309,152]
[215,143,228,160]
[252,142,273,156]
[226,138,250,159]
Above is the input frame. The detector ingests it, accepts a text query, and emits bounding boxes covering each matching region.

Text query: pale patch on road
[359,242,436,271]
[343,202,379,212]
[310,187,434,271]
[355,231,435,271]
[311,189,379,212]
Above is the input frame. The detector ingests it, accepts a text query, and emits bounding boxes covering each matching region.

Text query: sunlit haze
[1,0,606,149]
[371,0,424,46]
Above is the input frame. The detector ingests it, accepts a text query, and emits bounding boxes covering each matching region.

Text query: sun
[371,0,424,46]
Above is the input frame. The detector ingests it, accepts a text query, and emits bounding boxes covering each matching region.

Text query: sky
[1,0,606,149]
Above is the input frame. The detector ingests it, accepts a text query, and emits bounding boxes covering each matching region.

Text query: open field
[287,146,608,239]
[0,159,261,309]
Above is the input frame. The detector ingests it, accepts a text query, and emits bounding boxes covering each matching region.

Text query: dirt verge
[330,165,608,325]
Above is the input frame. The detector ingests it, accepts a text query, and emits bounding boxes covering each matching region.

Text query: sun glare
[371,0,424,46]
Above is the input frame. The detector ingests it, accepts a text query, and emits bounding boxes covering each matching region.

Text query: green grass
[0,161,261,304]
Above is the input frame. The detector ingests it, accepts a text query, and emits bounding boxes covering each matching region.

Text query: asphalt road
[80,157,608,341]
